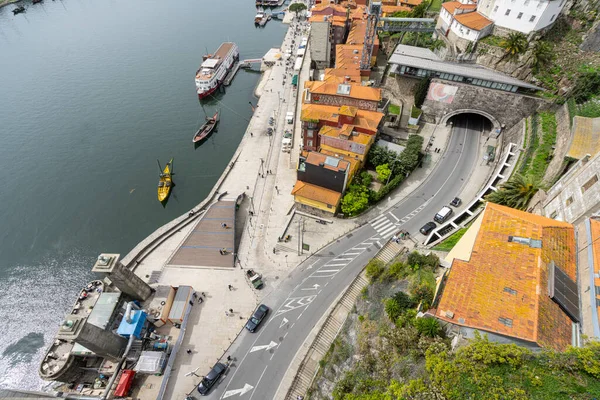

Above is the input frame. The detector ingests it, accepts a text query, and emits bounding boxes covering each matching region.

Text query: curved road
[200,117,483,400]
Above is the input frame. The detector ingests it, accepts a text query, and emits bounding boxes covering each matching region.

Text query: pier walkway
[166,200,236,269]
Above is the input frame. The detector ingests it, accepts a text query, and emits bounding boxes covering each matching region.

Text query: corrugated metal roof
[389,44,542,90]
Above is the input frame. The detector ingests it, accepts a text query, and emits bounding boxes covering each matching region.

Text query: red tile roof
[454,11,493,30]
[434,203,577,351]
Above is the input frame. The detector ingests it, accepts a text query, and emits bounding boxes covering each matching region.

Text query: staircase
[375,240,406,264]
[284,273,369,400]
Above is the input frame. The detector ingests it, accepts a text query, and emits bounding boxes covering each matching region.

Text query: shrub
[415,317,441,337]
[407,251,439,271]
[412,284,435,310]
[393,291,416,310]
[376,163,392,183]
[385,298,402,321]
[366,259,385,282]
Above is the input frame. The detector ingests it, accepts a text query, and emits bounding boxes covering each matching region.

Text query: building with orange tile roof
[291,181,342,215]
[381,5,412,16]
[297,151,351,193]
[335,44,371,79]
[300,103,384,151]
[309,5,349,68]
[319,125,374,166]
[399,0,423,7]
[304,78,381,110]
[323,68,362,83]
[432,202,580,351]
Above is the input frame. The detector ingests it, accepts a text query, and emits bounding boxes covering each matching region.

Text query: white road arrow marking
[279,317,289,328]
[250,341,278,353]
[306,261,318,270]
[223,383,254,398]
[301,284,320,291]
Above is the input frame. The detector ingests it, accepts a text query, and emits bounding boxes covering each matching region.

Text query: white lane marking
[379,225,397,237]
[248,366,268,400]
[389,213,400,222]
[279,317,289,329]
[305,261,318,270]
[274,295,317,317]
[316,269,340,273]
[352,247,368,250]
[301,284,320,291]
[371,214,388,223]
[223,383,254,398]
[344,252,360,256]
[332,257,353,261]
[324,263,346,267]
[250,341,278,353]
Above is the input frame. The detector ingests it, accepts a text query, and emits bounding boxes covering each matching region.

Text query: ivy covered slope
[308,251,600,400]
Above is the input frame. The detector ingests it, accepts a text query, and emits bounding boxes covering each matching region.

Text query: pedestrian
[187,349,192,355]
[201,292,206,297]
[225,311,229,317]
[275,185,278,191]
[198,296,203,303]
[273,247,276,254]
[227,355,232,361]
[222,222,228,228]
[250,132,253,137]
[228,284,233,291]
[229,308,234,313]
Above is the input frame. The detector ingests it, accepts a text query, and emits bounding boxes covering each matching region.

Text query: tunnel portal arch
[441,109,501,131]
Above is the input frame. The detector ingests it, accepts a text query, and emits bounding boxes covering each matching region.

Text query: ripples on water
[0,252,93,389]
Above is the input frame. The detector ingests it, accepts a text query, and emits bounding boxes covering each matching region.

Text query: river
[0,0,287,389]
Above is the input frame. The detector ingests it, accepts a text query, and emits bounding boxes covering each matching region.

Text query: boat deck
[166,200,236,269]
[214,42,235,60]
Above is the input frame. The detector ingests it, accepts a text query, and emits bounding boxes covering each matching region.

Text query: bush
[407,251,439,271]
[414,78,431,108]
[411,284,434,310]
[571,69,600,104]
[376,163,391,183]
[385,298,402,321]
[415,317,441,337]
[366,259,385,282]
[340,186,370,216]
[393,291,416,310]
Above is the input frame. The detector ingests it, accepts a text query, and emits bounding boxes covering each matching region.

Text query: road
[198,116,483,400]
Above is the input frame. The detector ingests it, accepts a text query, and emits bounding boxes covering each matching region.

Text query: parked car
[434,206,453,223]
[197,362,227,396]
[450,197,462,207]
[245,304,269,332]
[419,221,436,235]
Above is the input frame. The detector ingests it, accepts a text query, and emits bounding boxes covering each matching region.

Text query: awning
[292,75,298,86]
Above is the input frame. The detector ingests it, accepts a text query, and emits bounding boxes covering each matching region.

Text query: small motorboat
[157,159,173,203]
[193,110,219,143]
[13,5,26,14]
[32,0,43,4]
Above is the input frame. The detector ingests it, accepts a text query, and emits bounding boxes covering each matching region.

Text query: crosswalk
[370,213,398,239]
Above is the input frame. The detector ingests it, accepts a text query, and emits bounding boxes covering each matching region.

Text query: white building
[435,0,567,52]
[478,0,567,34]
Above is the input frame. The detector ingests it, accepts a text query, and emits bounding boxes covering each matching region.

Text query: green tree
[288,2,307,14]
[571,69,600,104]
[415,317,441,337]
[414,77,431,108]
[393,290,415,310]
[376,163,392,183]
[341,185,370,215]
[531,41,554,72]
[485,173,541,210]
[385,298,402,321]
[412,284,434,310]
[500,32,528,59]
[366,259,386,282]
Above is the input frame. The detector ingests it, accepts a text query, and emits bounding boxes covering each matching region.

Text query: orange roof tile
[291,181,342,205]
[454,11,493,30]
[441,1,460,14]
[339,105,358,116]
[319,124,372,145]
[319,149,361,176]
[304,151,350,172]
[346,20,380,45]
[301,103,384,132]
[324,68,362,83]
[335,44,364,72]
[382,5,412,14]
[400,0,423,5]
[435,203,577,351]
[306,79,381,101]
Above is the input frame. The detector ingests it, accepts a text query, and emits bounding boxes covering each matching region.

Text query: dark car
[245,304,269,333]
[197,362,227,396]
[419,221,436,235]
[450,197,462,207]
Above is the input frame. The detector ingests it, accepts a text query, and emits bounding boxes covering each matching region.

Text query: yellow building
[291,181,342,215]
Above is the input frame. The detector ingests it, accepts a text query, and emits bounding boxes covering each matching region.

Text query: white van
[434,206,453,223]
[286,111,294,124]
[282,130,292,152]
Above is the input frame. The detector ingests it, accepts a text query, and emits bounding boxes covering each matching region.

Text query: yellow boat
[157,159,173,202]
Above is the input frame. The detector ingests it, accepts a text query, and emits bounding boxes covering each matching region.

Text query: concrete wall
[483,0,566,34]
[422,79,546,130]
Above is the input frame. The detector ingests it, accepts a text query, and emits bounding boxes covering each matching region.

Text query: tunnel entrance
[447,112,494,135]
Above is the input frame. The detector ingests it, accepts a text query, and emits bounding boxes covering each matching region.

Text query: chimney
[344,75,350,83]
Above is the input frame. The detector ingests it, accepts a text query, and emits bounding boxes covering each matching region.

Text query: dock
[224,62,241,86]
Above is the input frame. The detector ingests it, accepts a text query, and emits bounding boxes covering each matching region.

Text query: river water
[0,0,286,389]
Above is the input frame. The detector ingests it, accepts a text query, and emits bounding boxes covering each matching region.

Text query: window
[551,14,556,21]
[493,5,498,12]
[505,9,511,15]
[517,12,523,19]
[550,210,558,219]
[566,196,574,206]
[582,175,598,193]
[307,140,313,147]
[530,15,536,22]
[466,29,471,35]
[498,317,513,327]
[595,286,600,296]
[307,130,314,138]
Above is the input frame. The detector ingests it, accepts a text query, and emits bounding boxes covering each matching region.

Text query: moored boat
[157,159,173,203]
[32,0,43,4]
[195,42,239,100]
[193,110,220,143]
[12,5,25,14]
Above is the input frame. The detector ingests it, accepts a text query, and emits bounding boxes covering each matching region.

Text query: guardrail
[425,142,518,246]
